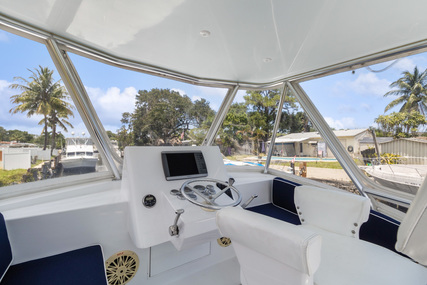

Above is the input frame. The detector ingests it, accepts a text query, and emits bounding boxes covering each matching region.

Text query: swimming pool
[266,156,337,162]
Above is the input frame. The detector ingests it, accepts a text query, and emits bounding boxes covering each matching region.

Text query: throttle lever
[169,209,184,236]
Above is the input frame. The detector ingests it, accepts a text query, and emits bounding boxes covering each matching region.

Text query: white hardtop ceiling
[1,0,427,85]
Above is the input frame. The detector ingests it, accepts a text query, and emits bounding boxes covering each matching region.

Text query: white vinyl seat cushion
[293,186,427,284]
[217,207,322,285]
[309,226,427,285]
[294,185,371,238]
[396,177,427,265]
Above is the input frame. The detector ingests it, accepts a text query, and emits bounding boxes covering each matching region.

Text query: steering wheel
[180,178,242,210]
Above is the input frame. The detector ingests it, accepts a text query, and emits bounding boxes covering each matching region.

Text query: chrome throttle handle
[169,209,184,236]
[242,194,258,208]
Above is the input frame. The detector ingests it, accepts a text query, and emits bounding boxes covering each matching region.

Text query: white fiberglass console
[122,146,238,250]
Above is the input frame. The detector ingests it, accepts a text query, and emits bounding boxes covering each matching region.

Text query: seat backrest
[216,207,321,285]
[0,213,13,281]
[396,178,427,265]
[294,185,371,238]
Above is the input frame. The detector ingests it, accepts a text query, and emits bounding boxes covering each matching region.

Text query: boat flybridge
[1,1,427,284]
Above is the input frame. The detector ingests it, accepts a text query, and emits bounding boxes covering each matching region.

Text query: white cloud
[325,117,356,129]
[348,73,391,97]
[393,58,416,72]
[0,79,47,133]
[87,86,137,125]
[192,96,202,101]
[0,31,9,42]
[0,79,10,90]
[171,88,186,96]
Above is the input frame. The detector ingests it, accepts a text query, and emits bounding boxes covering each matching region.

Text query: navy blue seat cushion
[360,210,401,253]
[2,245,107,285]
[271,177,301,214]
[0,213,12,281]
[248,203,301,225]
[247,177,302,225]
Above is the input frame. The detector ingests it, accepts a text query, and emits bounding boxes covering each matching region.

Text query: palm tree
[9,66,74,151]
[384,66,427,115]
[48,88,74,155]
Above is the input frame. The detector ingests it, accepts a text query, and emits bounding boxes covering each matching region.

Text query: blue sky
[1,29,426,137]
[302,55,427,130]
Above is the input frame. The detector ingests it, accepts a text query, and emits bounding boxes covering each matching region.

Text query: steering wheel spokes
[180,178,242,210]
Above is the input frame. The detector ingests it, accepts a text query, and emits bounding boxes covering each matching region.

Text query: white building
[269,129,370,158]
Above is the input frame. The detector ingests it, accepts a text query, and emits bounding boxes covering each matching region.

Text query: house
[358,137,394,155]
[269,129,370,158]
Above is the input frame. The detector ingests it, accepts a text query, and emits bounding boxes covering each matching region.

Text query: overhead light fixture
[200,30,211,37]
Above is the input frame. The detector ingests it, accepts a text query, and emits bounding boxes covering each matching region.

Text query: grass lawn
[0,160,45,187]
[304,161,343,169]
[0,168,26,187]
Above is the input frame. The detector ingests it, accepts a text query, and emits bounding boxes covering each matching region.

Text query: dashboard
[122,146,235,250]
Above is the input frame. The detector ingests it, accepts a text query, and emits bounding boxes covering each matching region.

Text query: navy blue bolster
[272,177,301,214]
[360,210,401,253]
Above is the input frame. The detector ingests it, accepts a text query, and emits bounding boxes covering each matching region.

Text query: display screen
[162,151,208,181]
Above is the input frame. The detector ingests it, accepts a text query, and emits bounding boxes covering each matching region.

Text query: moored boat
[60,136,98,174]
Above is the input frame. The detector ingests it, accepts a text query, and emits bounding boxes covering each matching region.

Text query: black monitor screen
[162,151,208,181]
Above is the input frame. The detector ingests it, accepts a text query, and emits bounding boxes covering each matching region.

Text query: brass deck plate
[105,250,139,285]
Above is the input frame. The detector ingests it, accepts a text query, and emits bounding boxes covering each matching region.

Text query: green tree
[244,90,281,154]
[384,66,427,114]
[106,130,118,140]
[7,129,34,143]
[9,66,74,151]
[280,111,312,133]
[130,89,194,145]
[218,102,250,153]
[216,88,301,155]
[190,98,215,128]
[117,112,134,150]
[375,111,426,137]
[0,127,6,141]
[188,100,216,145]
[47,87,74,155]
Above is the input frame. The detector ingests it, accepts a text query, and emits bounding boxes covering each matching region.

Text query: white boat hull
[361,165,426,195]
[61,157,98,173]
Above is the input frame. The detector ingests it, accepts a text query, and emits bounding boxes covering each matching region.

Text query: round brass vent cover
[105,250,139,285]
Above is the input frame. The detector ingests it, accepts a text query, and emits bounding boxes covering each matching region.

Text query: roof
[380,137,427,144]
[359,137,394,144]
[272,129,368,143]
[1,1,427,85]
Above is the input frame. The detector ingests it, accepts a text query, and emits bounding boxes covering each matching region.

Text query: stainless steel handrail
[264,84,287,173]
[46,38,121,180]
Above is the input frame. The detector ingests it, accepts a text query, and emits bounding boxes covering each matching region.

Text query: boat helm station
[124,146,243,250]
